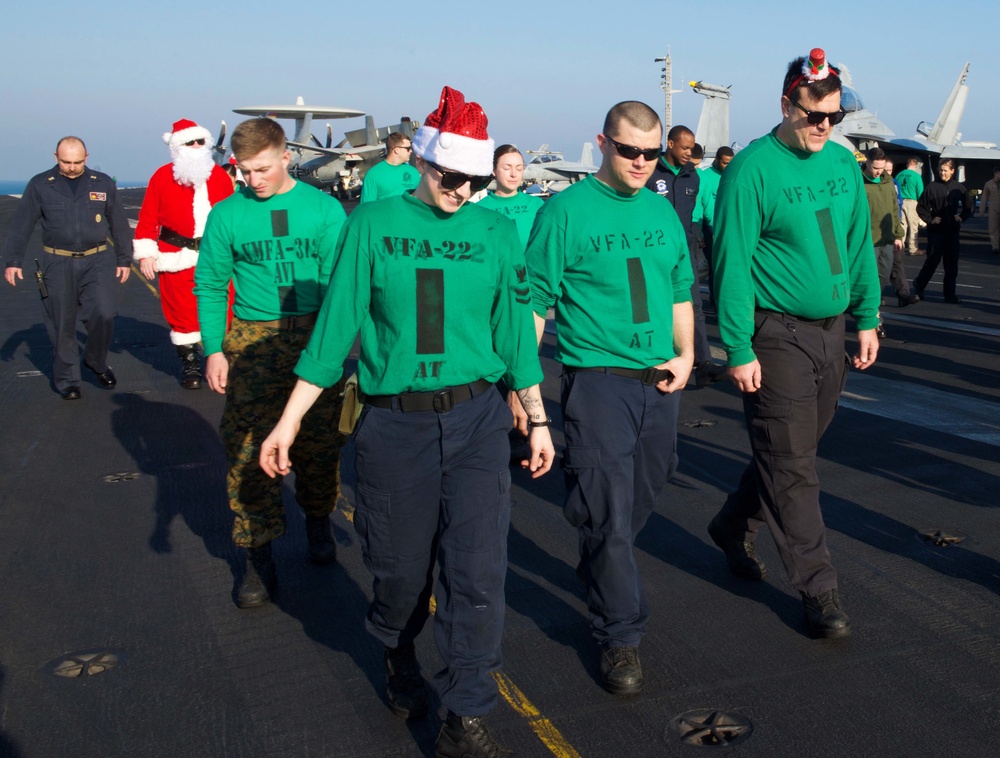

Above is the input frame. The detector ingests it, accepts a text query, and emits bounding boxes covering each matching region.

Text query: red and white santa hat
[412,87,494,176]
[163,118,212,148]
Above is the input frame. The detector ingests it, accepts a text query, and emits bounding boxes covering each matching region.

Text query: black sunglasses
[425,160,492,192]
[184,138,207,146]
[789,99,846,127]
[605,135,661,161]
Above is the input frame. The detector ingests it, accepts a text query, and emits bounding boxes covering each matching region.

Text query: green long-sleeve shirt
[713,129,880,367]
[295,193,543,395]
[194,182,347,355]
[526,175,693,369]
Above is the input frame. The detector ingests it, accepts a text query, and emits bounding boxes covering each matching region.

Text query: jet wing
[235,105,364,119]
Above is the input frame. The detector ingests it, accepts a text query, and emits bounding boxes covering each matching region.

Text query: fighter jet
[522,144,598,194]
[232,97,417,197]
[832,63,1000,186]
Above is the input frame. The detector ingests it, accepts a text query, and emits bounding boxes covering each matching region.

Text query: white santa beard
[171,146,215,186]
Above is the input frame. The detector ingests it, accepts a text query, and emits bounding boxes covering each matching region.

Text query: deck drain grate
[46,649,126,678]
[668,709,752,748]
[681,420,717,428]
[917,529,966,547]
[102,471,141,483]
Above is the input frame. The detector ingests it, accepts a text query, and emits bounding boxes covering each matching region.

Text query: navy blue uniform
[2,167,131,391]
[646,159,713,365]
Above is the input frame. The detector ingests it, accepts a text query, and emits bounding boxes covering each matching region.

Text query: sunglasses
[397,145,413,152]
[425,160,492,192]
[605,135,661,161]
[184,138,207,146]
[789,99,846,127]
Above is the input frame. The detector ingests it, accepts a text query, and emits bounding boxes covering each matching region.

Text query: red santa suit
[133,123,234,345]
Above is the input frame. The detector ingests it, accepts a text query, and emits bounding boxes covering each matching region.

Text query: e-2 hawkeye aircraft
[232,97,418,198]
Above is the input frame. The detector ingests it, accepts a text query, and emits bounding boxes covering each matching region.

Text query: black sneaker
[384,644,428,719]
[600,645,643,695]
[898,291,920,307]
[435,711,513,758]
[802,589,851,639]
[708,515,765,580]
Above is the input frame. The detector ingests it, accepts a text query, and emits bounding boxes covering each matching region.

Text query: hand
[521,425,555,478]
[893,239,903,252]
[205,352,229,394]
[507,389,528,436]
[655,354,694,394]
[953,214,962,224]
[931,216,942,225]
[139,257,157,280]
[853,328,879,369]
[4,267,22,287]
[259,420,300,478]
[728,360,762,393]
[116,266,130,284]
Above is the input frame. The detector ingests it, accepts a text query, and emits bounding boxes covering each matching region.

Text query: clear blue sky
[2,0,997,182]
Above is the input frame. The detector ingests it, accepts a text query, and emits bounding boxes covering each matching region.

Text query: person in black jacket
[912,158,971,303]
[646,125,727,387]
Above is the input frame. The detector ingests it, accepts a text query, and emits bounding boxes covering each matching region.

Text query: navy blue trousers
[352,386,512,716]
[716,312,849,596]
[560,370,680,649]
[40,252,117,391]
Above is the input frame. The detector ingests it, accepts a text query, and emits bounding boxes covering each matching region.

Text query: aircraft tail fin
[690,81,731,156]
[927,63,970,146]
[212,120,228,166]
[580,143,594,166]
[366,116,378,147]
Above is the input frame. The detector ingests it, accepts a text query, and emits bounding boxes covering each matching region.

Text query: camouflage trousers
[220,317,345,548]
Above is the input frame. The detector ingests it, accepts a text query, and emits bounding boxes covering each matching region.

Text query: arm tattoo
[516,388,545,420]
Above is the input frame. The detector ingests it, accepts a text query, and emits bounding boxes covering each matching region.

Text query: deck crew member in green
[526,100,694,697]
[259,86,554,758]
[359,131,420,203]
[862,147,918,328]
[194,117,347,609]
[707,48,880,640]
[896,155,925,255]
[695,146,734,302]
[476,144,544,248]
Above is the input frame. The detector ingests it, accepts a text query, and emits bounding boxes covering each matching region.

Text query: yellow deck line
[130,264,159,298]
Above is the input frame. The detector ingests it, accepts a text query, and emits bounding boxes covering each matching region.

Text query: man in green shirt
[359,131,419,203]
[896,156,925,255]
[696,146,734,302]
[527,101,694,696]
[707,48,880,639]
[194,117,347,608]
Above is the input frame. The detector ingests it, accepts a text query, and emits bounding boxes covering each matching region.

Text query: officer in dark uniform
[3,137,131,399]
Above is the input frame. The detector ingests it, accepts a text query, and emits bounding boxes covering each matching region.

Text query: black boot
[384,644,428,719]
[435,711,514,758]
[802,589,851,639]
[237,544,276,608]
[305,514,337,565]
[176,344,202,390]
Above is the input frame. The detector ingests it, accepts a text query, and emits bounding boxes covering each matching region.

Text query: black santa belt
[159,227,201,251]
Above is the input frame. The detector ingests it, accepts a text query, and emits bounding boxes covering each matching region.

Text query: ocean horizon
[1,179,146,195]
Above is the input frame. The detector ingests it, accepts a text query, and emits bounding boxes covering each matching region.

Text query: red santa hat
[163,119,213,149]
[412,87,494,176]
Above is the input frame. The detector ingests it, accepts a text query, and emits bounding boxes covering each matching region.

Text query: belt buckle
[639,367,659,385]
[72,252,85,258]
[432,389,454,413]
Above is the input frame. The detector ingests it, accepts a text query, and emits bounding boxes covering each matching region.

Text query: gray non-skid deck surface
[1,191,999,757]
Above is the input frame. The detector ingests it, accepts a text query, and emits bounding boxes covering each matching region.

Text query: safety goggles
[425,160,493,192]
[605,135,661,161]
[789,99,846,126]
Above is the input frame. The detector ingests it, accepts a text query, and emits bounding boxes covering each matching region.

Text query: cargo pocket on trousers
[748,400,791,453]
[561,447,602,528]
[353,483,393,575]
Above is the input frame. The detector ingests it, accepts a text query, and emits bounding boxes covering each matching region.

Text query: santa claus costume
[134,119,234,388]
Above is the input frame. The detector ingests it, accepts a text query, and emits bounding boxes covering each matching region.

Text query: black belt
[756,309,841,331]
[239,312,319,330]
[362,378,493,413]
[159,227,200,251]
[565,365,673,386]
